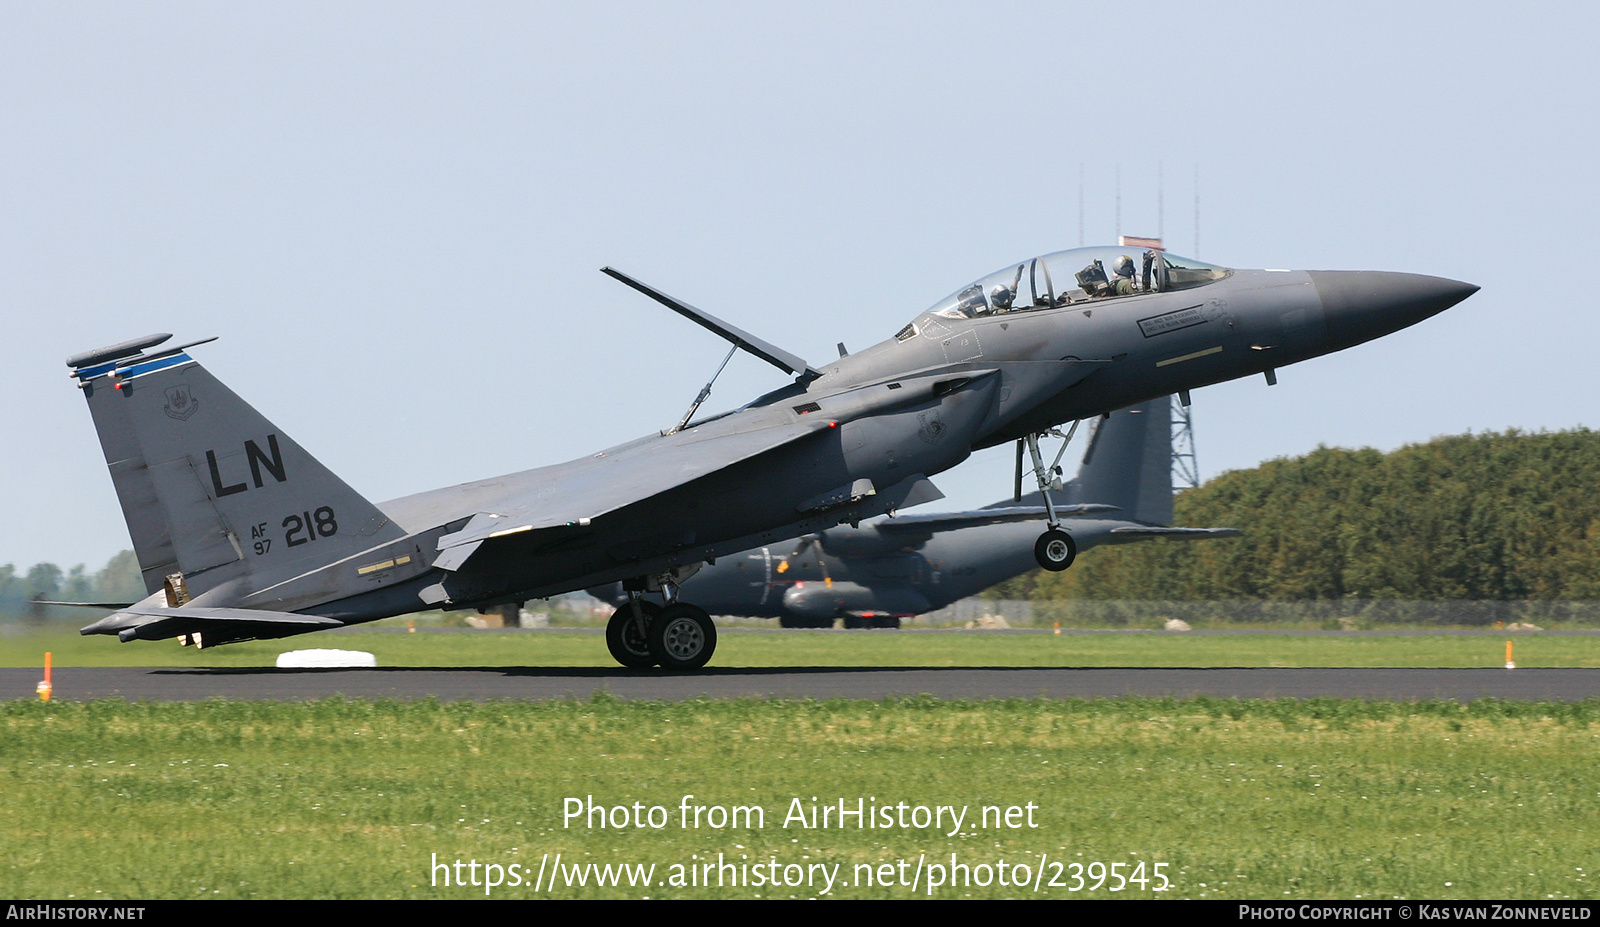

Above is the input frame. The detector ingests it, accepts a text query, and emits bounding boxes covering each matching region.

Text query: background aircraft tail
[1064,395,1174,524]
[68,336,406,603]
[1017,396,1175,524]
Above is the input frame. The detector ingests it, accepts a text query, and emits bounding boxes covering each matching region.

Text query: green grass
[3,625,1597,669]
[3,697,1598,899]
[8,626,1592,899]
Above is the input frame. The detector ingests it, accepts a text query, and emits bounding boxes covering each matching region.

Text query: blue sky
[3,2,1596,570]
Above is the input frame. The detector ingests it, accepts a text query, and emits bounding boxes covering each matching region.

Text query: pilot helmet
[988,283,1014,310]
[1114,255,1135,278]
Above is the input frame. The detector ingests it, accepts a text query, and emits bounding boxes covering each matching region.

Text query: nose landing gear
[1020,423,1083,572]
[1034,528,1077,572]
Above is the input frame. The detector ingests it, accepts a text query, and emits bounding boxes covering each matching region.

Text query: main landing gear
[649,603,717,670]
[604,579,718,670]
[605,599,660,668]
[1018,423,1083,572]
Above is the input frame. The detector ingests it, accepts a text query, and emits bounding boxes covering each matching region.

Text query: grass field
[3,625,1597,669]
[6,628,1598,900]
[3,696,1598,900]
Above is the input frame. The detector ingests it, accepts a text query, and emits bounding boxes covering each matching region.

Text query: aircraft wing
[427,417,840,571]
[876,503,1121,534]
[1105,526,1244,540]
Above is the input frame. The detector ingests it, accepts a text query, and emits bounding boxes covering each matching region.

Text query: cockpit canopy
[906,246,1230,333]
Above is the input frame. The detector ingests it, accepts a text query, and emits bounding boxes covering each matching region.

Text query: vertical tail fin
[1063,396,1174,524]
[69,337,405,600]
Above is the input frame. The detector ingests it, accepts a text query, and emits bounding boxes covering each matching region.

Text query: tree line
[0,551,143,622]
[1003,428,1600,603]
[14,428,1600,623]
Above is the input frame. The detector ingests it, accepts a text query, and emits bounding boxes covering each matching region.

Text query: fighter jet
[588,395,1241,628]
[66,245,1475,669]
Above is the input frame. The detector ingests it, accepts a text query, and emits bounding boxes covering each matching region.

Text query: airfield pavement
[7,665,1600,702]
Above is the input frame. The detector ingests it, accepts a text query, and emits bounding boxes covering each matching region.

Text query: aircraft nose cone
[1309,271,1477,351]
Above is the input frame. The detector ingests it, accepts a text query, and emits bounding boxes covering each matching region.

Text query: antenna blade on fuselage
[601,267,821,381]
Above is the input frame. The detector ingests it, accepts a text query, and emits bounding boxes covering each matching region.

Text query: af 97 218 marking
[283,506,338,547]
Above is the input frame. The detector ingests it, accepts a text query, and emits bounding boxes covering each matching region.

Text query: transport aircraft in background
[590,395,1240,628]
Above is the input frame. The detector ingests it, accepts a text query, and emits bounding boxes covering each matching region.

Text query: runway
[6,665,1599,702]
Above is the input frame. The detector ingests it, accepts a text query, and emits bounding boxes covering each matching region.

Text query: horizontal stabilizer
[602,267,822,381]
[34,600,137,609]
[879,503,1120,534]
[80,604,344,643]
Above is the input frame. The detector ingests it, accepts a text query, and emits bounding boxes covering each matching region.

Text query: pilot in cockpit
[1111,255,1137,295]
[989,283,1015,312]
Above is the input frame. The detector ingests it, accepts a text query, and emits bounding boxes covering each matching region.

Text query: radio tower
[1171,396,1200,491]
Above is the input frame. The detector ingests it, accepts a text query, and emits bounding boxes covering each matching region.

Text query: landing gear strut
[1020,422,1083,571]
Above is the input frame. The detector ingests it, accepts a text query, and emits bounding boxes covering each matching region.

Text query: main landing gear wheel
[1034,528,1077,572]
[648,603,718,670]
[606,601,662,668]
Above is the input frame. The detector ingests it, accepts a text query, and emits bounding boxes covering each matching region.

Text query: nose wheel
[1034,528,1077,571]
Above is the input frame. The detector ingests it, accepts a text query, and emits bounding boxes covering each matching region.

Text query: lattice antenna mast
[1171,395,1200,491]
